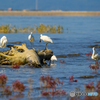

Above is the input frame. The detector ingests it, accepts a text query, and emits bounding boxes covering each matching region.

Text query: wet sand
[0,11,100,16]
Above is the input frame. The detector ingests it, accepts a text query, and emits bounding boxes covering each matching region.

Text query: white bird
[1,39,7,48]
[91,47,100,62]
[28,32,34,48]
[51,55,57,61]
[49,55,57,65]
[39,34,53,49]
[0,36,7,51]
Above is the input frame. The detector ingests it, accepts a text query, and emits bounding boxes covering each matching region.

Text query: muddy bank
[88,44,100,48]
[0,11,100,16]
[56,53,81,58]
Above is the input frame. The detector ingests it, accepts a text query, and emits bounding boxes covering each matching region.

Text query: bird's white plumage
[1,40,7,48]
[51,55,57,61]
[28,32,34,43]
[0,36,7,49]
[40,34,53,49]
[0,36,7,43]
[28,32,34,48]
[40,34,53,43]
[91,47,100,61]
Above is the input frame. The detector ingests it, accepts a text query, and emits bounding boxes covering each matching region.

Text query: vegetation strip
[0,11,100,16]
[0,24,63,33]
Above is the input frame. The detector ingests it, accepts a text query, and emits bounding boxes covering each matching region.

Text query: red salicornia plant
[39,75,66,97]
[41,89,66,96]
[59,60,66,63]
[84,81,95,93]
[70,80,100,100]
[69,75,77,82]
[85,52,92,57]
[89,64,99,73]
[12,80,26,93]
[3,85,12,95]
[83,80,100,100]
[85,81,94,89]
[11,62,20,69]
[96,80,100,93]
[0,74,8,86]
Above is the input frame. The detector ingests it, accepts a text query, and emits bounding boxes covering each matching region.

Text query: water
[0,0,100,11]
[0,16,100,100]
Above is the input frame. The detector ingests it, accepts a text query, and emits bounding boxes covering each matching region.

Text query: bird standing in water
[28,32,34,48]
[51,55,57,64]
[39,34,53,49]
[91,47,100,63]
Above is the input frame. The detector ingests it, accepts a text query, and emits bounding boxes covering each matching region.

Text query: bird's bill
[31,32,32,35]
[95,49,98,53]
[39,39,41,43]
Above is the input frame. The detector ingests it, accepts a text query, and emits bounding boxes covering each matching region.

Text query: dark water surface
[0,16,100,100]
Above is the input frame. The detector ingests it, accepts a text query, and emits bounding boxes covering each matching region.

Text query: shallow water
[0,16,100,100]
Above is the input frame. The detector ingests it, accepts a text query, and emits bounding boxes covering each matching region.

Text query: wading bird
[51,55,57,64]
[0,36,7,51]
[28,32,34,48]
[49,55,57,66]
[91,47,100,63]
[39,34,53,49]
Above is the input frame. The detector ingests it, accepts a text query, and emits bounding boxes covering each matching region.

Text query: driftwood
[0,43,53,67]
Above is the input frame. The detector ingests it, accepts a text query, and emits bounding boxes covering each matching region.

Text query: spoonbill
[91,47,100,62]
[28,32,34,48]
[49,55,57,65]
[0,36,7,51]
[39,34,53,49]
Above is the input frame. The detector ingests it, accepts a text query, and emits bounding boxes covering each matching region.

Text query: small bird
[28,32,34,48]
[39,34,53,49]
[91,47,100,62]
[0,36,7,51]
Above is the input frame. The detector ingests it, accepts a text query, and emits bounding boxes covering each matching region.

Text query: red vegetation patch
[59,60,66,63]
[89,65,99,70]
[39,75,66,96]
[85,82,94,89]
[69,75,77,82]
[0,74,8,85]
[12,80,26,92]
[4,85,12,95]
[85,52,92,57]
[11,61,20,69]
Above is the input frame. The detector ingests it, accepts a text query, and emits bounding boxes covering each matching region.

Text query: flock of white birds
[28,32,57,64]
[0,32,57,64]
[0,32,100,64]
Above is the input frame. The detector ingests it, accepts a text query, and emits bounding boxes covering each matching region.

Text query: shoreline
[0,11,100,16]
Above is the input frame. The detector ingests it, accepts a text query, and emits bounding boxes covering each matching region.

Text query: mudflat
[0,11,100,16]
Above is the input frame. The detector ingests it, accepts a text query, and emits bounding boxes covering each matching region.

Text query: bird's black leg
[30,42,32,49]
[49,60,51,66]
[31,42,33,49]
[45,43,48,50]
[39,39,41,43]
[32,42,34,48]
[52,60,54,64]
